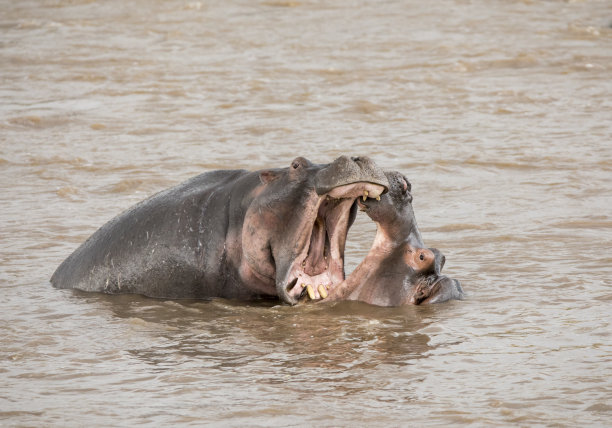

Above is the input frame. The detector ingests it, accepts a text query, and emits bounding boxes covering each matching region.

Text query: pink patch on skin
[404,246,435,272]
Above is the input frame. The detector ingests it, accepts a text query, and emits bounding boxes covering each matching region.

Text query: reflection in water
[98,294,437,375]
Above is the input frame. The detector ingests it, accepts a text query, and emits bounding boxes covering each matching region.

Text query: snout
[408,247,464,304]
[428,249,465,301]
[410,275,464,305]
[315,155,389,195]
[429,276,464,303]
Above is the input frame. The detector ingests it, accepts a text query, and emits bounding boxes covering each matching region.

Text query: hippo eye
[419,253,425,261]
[292,162,299,169]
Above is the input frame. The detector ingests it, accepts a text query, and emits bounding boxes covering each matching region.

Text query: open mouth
[356,197,371,212]
[284,182,386,303]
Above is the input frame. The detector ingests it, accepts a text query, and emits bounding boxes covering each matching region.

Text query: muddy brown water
[1,0,611,426]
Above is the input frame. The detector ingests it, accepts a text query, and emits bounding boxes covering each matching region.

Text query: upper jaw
[326,182,385,200]
[279,182,386,305]
[314,155,390,196]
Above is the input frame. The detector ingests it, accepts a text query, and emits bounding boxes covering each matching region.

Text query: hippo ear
[399,174,411,194]
[259,170,280,184]
[398,174,413,202]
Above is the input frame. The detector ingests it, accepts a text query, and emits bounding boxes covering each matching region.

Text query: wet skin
[51,156,390,304]
[325,171,464,306]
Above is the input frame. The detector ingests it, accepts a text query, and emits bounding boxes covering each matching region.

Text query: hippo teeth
[318,284,328,299]
[306,285,315,300]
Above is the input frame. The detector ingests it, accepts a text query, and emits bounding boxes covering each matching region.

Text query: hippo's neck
[326,225,393,301]
[388,214,424,248]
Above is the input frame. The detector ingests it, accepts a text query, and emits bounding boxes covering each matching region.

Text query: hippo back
[50,169,248,298]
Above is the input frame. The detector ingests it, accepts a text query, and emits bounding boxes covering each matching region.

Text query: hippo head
[328,171,464,306]
[241,155,389,304]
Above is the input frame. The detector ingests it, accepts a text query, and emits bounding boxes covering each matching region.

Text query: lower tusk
[306,285,315,300]
[318,284,328,299]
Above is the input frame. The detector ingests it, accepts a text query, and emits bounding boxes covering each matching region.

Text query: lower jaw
[286,267,344,302]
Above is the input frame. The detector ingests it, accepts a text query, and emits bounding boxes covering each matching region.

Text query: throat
[284,197,355,301]
[302,218,330,275]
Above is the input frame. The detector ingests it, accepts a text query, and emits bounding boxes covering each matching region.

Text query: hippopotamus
[51,156,391,304]
[325,171,464,305]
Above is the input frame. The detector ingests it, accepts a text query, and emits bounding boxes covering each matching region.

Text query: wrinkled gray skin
[326,171,464,306]
[51,156,389,304]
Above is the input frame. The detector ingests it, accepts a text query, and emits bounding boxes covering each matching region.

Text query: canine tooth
[301,283,306,288]
[376,195,380,201]
[363,190,369,201]
[318,284,328,299]
[306,285,315,300]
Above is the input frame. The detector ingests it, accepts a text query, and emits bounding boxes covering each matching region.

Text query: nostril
[351,156,361,162]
